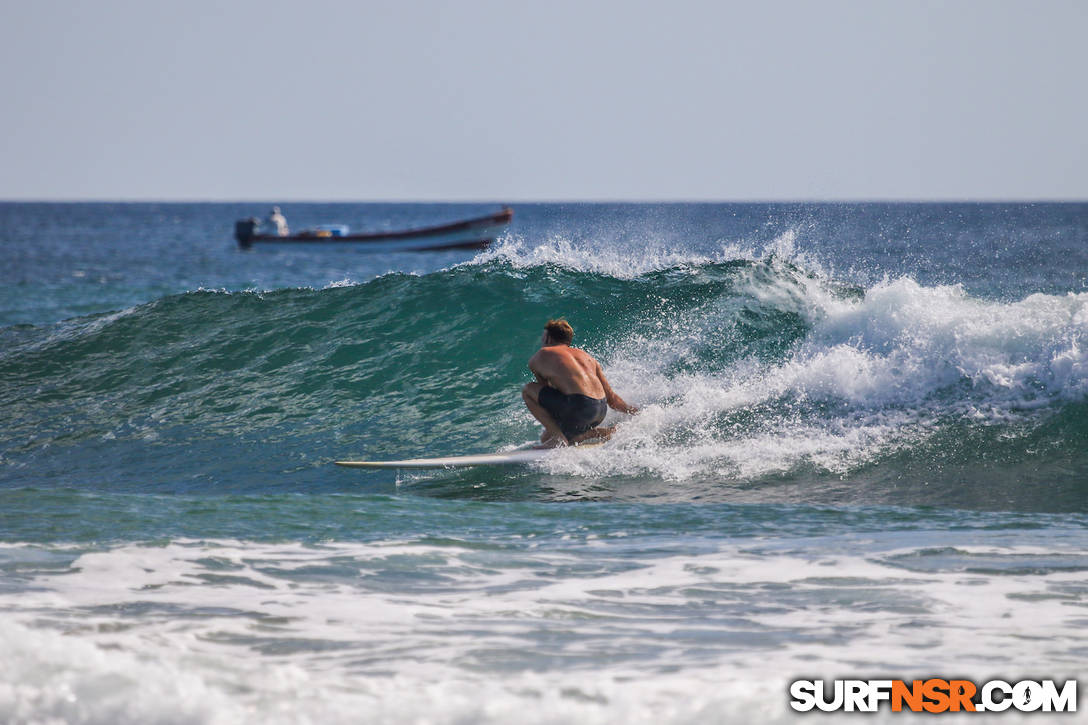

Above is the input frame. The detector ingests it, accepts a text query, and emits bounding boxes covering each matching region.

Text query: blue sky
[1,0,1085,200]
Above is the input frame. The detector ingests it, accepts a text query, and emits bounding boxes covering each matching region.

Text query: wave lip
[469,229,816,279]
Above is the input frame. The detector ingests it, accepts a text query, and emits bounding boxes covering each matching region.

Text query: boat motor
[235,217,260,248]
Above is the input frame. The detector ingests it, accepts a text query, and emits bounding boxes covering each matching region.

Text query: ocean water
[2,201,1087,723]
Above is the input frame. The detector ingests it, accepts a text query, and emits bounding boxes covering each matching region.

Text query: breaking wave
[2,241,1087,508]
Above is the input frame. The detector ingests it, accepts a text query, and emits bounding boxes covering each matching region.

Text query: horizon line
[1,197,1086,204]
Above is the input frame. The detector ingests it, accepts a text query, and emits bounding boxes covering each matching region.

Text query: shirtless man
[266,206,289,236]
[522,319,638,447]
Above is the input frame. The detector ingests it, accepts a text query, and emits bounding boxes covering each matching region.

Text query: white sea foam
[0,537,1078,724]
[541,272,1088,482]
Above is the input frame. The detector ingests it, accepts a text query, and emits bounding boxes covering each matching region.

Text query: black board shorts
[538,386,607,439]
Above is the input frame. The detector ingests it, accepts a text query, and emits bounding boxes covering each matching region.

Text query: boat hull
[236,209,512,251]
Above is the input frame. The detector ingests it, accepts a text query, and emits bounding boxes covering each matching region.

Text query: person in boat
[266,206,289,236]
[522,319,638,448]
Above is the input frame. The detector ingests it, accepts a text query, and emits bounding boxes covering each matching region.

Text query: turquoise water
[1,202,1087,722]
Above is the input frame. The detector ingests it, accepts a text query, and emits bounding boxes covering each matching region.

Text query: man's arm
[596,362,638,414]
[528,351,549,385]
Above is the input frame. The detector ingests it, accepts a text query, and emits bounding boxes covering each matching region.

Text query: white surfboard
[335,441,604,469]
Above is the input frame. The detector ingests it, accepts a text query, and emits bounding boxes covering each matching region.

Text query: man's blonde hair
[544,318,574,345]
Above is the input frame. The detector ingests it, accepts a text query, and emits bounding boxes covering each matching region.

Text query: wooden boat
[235,207,513,251]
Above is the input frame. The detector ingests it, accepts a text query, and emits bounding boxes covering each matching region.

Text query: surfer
[522,319,638,448]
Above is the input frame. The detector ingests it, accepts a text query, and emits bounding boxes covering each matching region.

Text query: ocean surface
[2,202,1087,723]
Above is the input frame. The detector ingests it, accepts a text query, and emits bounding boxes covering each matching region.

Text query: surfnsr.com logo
[789,679,1077,713]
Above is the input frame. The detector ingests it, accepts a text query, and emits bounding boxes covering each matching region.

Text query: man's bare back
[521,319,637,447]
[528,345,606,399]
